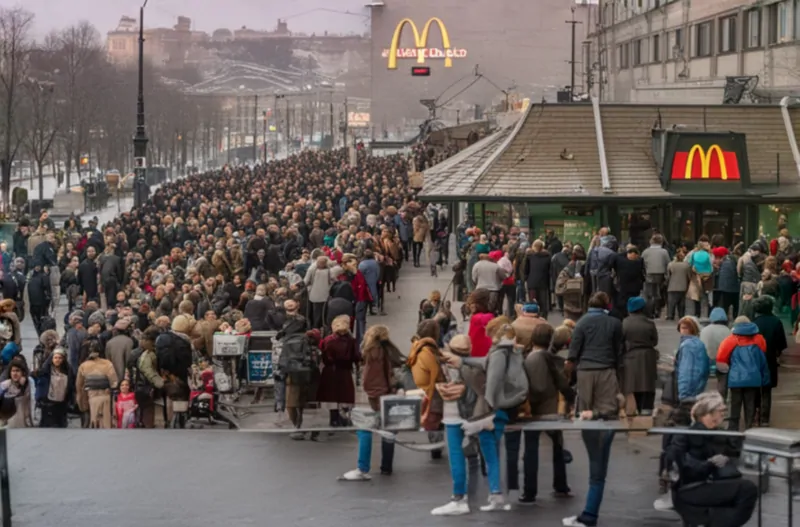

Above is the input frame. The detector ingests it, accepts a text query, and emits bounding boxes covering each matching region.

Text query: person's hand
[579,410,593,420]
[708,454,729,468]
[563,360,575,377]
[441,350,462,368]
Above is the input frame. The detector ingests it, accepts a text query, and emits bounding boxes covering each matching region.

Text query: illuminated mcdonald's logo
[387,17,462,70]
[670,144,741,181]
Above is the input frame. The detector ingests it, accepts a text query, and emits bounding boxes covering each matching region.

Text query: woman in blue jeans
[341,325,404,481]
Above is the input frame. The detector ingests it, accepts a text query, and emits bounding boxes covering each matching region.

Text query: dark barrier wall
[369,0,587,132]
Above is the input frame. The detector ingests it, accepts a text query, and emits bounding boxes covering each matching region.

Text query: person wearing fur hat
[34,347,74,428]
[106,317,136,382]
[317,315,359,427]
[76,340,118,428]
[0,357,31,428]
[621,296,659,416]
[31,329,59,377]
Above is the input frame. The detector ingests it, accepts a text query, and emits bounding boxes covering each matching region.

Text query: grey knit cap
[88,310,106,328]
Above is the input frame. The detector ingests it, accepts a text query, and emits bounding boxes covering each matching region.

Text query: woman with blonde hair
[317,315,359,427]
[341,325,404,481]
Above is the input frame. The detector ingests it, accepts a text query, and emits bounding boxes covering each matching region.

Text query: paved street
[3,428,796,526]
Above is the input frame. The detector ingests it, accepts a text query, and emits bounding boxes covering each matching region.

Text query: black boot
[329,409,341,427]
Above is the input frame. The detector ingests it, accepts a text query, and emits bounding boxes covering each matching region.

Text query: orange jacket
[716,333,766,364]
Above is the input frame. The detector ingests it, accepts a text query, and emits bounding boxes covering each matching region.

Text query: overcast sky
[13,0,370,39]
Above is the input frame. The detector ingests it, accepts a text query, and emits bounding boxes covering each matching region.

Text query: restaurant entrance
[668,205,748,247]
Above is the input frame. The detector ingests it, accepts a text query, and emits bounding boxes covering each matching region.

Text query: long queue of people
[0,146,454,430]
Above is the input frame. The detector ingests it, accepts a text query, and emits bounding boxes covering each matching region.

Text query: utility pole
[226,119,231,164]
[343,97,349,148]
[566,7,583,101]
[329,98,334,150]
[262,110,267,163]
[133,0,150,208]
[252,94,258,164]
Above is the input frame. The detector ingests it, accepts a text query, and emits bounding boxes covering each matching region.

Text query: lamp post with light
[133,0,150,209]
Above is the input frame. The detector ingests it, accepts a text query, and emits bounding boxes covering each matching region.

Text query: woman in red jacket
[317,315,360,427]
[467,289,495,358]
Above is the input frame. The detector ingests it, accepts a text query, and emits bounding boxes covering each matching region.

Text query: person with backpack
[341,325,404,481]
[562,291,623,527]
[716,317,770,430]
[128,327,164,428]
[280,319,318,438]
[555,244,587,322]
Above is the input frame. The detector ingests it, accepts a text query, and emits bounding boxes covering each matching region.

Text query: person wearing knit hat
[512,302,545,351]
[87,310,106,330]
[447,334,472,357]
[621,296,658,416]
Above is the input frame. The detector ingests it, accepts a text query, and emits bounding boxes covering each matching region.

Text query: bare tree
[20,77,59,201]
[0,7,34,211]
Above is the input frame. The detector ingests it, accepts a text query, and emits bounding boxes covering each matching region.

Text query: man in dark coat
[78,246,100,304]
[523,240,552,319]
[752,295,786,427]
[31,232,58,270]
[28,266,52,335]
[98,244,125,310]
[551,244,572,315]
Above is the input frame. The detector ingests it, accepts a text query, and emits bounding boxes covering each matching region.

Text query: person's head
[331,315,351,335]
[119,378,131,394]
[626,296,646,315]
[447,334,471,357]
[530,322,554,351]
[709,307,728,326]
[52,347,66,368]
[8,358,27,382]
[626,245,640,260]
[551,324,572,351]
[486,315,515,343]
[677,316,700,336]
[521,302,539,318]
[467,289,491,314]
[650,234,664,246]
[588,292,610,310]
[532,239,544,252]
[428,290,441,304]
[40,329,59,350]
[415,318,440,343]
[691,391,727,428]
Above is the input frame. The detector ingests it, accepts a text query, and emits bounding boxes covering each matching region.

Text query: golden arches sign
[387,17,452,70]
[684,144,729,180]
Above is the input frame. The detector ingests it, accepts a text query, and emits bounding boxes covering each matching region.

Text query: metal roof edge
[468,103,534,188]
[422,126,512,177]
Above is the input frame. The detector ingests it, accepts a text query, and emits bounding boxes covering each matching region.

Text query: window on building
[652,33,661,61]
[633,39,643,65]
[768,1,789,44]
[112,39,126,51]
[694,21,712,57]
[619,42,630,69]
[671,27,685,58]
[746,8,761,48]
[719,15,737,52]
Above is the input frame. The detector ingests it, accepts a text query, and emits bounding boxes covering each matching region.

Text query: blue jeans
[579,429,615,525]
[445,423,482,499]
[357,430,395,474]
[355,301,368,350]
[505,430,569,498]
[478,410,509,494]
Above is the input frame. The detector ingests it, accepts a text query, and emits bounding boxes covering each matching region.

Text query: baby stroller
[189,364,215,423]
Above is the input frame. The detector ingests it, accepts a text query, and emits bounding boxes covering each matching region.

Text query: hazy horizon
[7,0,370,39]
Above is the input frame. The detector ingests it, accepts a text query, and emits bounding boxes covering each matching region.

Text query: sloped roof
[421,101,800,201]
[183,61,333,95]
[419,126,515,198]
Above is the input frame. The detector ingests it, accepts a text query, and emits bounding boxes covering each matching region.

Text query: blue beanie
[627,296,646,314]
[523,303,539,314]
[709,307,728,324]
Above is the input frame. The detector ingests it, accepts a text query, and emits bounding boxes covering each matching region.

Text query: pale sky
[8,0,370,39]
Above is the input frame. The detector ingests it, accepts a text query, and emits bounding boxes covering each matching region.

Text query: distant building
[105,15,199,67]
[586,0,800,103]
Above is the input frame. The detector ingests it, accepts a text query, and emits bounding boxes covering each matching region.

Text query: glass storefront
[759,204,800,240]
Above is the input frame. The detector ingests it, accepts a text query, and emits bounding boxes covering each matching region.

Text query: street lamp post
[133,0,150,209]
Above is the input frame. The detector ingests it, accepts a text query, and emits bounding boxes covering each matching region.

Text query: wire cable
[436,76,482,108]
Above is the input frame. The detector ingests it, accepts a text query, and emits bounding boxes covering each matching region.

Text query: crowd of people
[0,146,452,431]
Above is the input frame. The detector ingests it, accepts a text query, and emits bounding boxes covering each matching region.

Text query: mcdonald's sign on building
[660,131,751,192]
[383,17,468,70]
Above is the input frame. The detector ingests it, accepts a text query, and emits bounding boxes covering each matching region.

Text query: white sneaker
[431,497,470,516]
[341,469,371,481]
[562,516,590,527]
[653,494,674,511]
[479,494,511,512]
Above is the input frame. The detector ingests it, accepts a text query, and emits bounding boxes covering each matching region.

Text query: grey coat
[621,313,659,393]
[666,260,691,293]
[642,245,671,275]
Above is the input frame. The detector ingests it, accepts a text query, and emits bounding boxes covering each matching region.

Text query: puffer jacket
[716,322,770,389]
[716,255,740,293]
[675,335,709,402]
[155,330,193,384]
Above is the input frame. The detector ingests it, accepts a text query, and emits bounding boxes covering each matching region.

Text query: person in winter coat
[242,284,276,331]
[737,244,765,319]
[713,247,740,318]
[31,329,59,377]
[412,214,430,267]
[156,316,194,407]
[642,234,671,318]
[105,318,135,382]
[523,240,552,319]
[304,256,334,329]
[555,244,587,322]
[0,357,31,428]
[675,316,710,405]
[700,308,732,398]
[511,302,547,351]
[666,250,690,320]
[286,329,321,439]
[716,318,769,430]
[135,327,164,428]
[466,289,495,358]
[613,245,645,318]
[472,252,506,314]
[751,295,786,427]
[76,339,118,429]
[27,265,52,336]
[587,235,618,299]
[78,245,100,304]
[317,315,359,425]
[342,325,404,481]
[550,244,571,315]
[98,243,124,310]
[34,347,74,428]
[622,297,659,415]
[358,250,381,315]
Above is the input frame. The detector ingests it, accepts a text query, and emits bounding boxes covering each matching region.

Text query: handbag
[421,389,444,431]
[712,461,742,480]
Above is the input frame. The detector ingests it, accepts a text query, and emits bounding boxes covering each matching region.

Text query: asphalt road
[3,429,795,526]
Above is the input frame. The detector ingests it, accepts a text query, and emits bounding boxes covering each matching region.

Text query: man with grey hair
[642,234,671,318]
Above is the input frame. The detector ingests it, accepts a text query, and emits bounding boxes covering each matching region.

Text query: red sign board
[670,144,741,181]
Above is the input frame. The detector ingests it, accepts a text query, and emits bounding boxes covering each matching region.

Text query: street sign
[412,66,431,77]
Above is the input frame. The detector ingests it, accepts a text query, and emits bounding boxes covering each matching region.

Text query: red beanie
[711,247,729,259]
[488,250,503,262]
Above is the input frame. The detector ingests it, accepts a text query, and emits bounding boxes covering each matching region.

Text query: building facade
[586,0,800,103]
[421,101,800,249]
[368,0,591,136]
